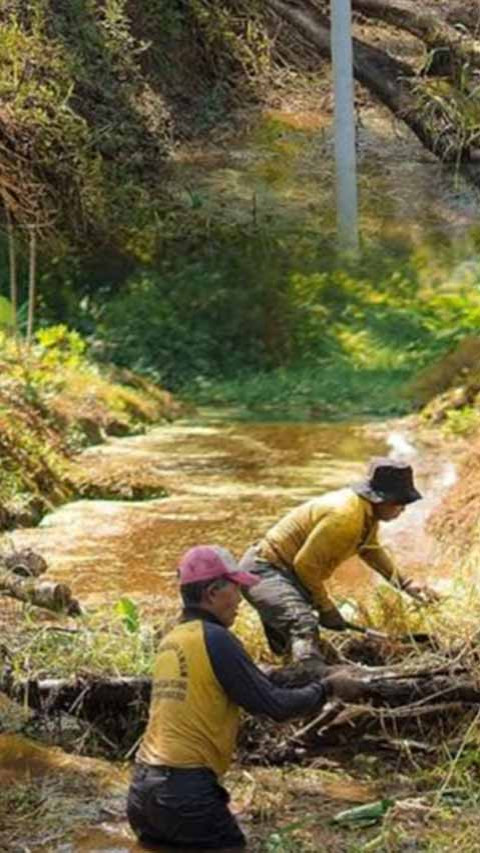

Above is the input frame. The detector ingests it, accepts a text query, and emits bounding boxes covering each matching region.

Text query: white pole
[331,0,359,251]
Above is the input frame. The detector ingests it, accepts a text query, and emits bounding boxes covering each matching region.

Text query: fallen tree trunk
[2,674,151,717]
[4,659,480,759]
[2,548,47,578]
[351,0,480,72]
[0,569,80,614]
[4,666,480,720]
[266,0,480,180]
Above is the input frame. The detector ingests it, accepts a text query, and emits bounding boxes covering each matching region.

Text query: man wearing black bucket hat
[239,457,440,666]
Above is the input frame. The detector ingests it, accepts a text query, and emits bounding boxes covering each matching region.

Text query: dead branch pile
[240,634,480,766]
[3,632,480,762]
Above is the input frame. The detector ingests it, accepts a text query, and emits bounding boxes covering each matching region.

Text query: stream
[7,415,456,608]
[1,100,479,850]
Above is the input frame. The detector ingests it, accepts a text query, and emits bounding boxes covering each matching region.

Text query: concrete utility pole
[331,0,359,251]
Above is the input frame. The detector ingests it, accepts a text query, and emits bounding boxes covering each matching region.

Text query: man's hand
[323,670,367,703]
[319,606,347,631]
[403,580,440,605]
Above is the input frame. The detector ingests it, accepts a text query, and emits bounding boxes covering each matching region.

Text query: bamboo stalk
[4,206,17,335]
[26,225,37,346]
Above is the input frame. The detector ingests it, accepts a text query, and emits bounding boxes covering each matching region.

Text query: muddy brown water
[7,416,455,607]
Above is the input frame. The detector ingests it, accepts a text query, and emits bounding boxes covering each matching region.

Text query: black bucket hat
[351,457,422,505]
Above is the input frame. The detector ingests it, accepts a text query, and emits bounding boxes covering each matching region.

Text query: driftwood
[266,0,480,180]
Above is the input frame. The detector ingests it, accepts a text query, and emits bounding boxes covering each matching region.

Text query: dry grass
[410,336,480,410]
[427,437,480,555]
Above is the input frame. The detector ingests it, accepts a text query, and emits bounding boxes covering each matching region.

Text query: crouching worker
[127,544,359,850]
[239,458,440,667]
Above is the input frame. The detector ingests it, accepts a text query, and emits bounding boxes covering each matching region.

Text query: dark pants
[239,546,320,658]
[127,763,246,850]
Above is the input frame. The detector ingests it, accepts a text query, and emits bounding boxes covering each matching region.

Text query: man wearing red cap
[239,458,440,665]
[127,544,359,849]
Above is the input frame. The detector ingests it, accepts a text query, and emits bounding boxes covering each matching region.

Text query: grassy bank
[0,0,270,259]
[0,325,180,525]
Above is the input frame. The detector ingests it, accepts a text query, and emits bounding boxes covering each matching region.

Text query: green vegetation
[1,0,479,426]
[0,0,270,255]
[7,603,160,682]
[89,235,480,418]
[0,324,176,520]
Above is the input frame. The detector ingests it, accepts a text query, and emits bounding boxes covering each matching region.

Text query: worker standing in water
[128,544,364,849]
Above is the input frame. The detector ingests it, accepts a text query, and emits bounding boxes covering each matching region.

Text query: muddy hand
[323,670,368,703]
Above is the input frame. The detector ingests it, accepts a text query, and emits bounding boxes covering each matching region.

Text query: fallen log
[2,548,47,578]
[2,674,151,717]
[266,0,480,179]
[4,662,480,760]
[351,0,480,73]
[0,569,81,614]
[4,665,480,722]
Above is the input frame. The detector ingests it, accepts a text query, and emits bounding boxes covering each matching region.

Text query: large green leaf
[0,296,14,328]
[331,798,394,827]
[114,596,140,633]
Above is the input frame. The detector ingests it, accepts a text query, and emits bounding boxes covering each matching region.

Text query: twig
[432,708,480,809]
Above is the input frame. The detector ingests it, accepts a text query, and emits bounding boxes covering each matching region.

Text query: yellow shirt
[137,620,239,777]
[258,488,399,611]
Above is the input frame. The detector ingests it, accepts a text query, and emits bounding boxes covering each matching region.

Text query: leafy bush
[94,234,480,417]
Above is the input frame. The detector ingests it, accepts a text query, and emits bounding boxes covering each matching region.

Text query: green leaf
[331,798,394,826]
[114,596,140,633]
[0,296,14,328]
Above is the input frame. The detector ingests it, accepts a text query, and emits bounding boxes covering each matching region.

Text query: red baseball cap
[178,545,259,588]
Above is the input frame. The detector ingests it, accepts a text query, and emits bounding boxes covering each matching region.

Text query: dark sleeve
[204,623,328,722]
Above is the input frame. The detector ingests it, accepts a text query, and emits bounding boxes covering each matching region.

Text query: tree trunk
[4,206,17,334]
[0,569,80,614]
[5,666,480,723]
[2,674,151,718]
[351,0,480,72]
[266,0,480,181]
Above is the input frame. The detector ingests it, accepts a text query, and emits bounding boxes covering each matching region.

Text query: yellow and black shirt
[258,488,401,611]
[137,608,328,777]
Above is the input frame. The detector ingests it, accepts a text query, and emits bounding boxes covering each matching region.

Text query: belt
[134,762,214,778]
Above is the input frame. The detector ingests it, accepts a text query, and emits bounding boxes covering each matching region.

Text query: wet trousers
[239,545,320,659]
[127,763,246,850]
